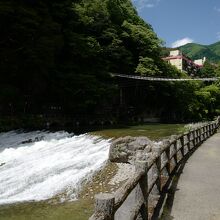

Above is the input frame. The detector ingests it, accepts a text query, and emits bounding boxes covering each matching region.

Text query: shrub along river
[0,124,185,220]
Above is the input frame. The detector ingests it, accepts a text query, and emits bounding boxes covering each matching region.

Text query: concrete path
[169,132,220,220]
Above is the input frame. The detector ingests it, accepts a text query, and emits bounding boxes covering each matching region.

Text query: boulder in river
[109,136,155,164]
[0,162,5,167]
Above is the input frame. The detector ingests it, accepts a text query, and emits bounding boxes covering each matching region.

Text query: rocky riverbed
[109,136,163,164]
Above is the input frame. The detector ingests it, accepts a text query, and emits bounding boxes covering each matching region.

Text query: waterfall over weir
[0,131,111,205]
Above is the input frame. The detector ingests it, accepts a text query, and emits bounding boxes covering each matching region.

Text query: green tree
[135,57,161,76]
[214,61,220,77]
[201,61,216,77]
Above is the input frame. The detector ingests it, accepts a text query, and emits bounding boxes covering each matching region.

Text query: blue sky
[132,0,220,47]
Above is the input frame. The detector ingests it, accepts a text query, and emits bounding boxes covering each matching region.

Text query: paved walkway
[169,132,220,220]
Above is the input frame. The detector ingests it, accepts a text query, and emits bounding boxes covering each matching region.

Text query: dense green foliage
[180,42,220,63]
[1,0,220,130]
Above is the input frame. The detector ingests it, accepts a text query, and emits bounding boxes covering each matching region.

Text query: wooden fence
[89,117,220,220]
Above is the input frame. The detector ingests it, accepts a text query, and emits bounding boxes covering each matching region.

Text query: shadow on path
[152,145,200,220]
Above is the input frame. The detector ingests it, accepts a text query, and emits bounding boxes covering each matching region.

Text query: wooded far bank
[1,0,220,131]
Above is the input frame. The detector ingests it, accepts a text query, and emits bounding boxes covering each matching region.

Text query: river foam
[0,131,111,204]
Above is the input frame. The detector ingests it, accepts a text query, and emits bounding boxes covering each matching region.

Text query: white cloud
[217,32,220,40]
[171,37,194,48]
[214,6,220,12]
[146,3,154,8]
[133,0,160,11]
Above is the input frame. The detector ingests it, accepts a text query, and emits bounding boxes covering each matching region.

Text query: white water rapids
[0,130,111,205]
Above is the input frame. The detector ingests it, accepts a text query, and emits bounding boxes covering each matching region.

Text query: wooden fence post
[180,136,185,158]
[186,133,191,152]
[91,193,115,220]
[207,125,209,137]
[198,128,201,144]
[135,160,148,220]
[192,130,196,148]
[217,117,220,128]
[173,140,178,164]
[165,144,172,175]
[215,120,219,130]
[206,126,208,139]
[152,146,162,193]
[211,123,214,134]
[209,124,212,136]
[204,125,207,139]
[194,130,197,146]
[201,127,205,141]
[213,123,216,133]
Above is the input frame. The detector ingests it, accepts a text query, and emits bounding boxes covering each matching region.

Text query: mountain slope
[179,42,220,63]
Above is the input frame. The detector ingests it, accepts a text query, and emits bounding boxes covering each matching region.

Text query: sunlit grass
[92,123,186,140]
[0,200,93,220]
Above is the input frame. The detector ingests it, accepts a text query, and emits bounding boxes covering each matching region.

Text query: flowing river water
[0,124,185,220]
[0,131,111,220]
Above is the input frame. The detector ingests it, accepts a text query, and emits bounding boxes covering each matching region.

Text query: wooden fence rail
[89,117,220,220]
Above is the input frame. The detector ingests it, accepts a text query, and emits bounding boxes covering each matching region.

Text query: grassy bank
[92,123,186,140]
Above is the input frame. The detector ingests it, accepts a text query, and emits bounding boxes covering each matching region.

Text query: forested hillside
[0,0,162,118]
[1,0,220,130]
[180,42,220,63]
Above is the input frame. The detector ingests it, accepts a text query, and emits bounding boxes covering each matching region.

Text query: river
[0,124,185,220]
[0,131,111,205]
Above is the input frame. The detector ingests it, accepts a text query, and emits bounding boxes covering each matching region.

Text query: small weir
[0,131,111,205]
